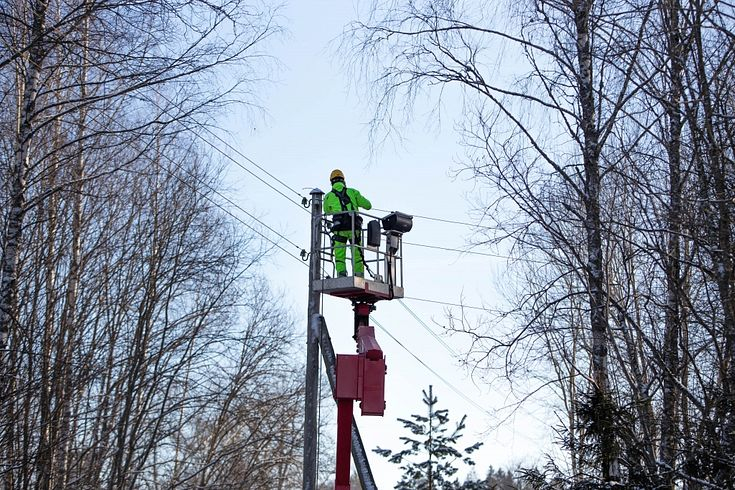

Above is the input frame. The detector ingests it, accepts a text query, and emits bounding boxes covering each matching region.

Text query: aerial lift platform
[313,208,413,490]
[314,210,411,302]
[314,275,401,302]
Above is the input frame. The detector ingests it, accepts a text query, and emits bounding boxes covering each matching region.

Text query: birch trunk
[1,2,49,488]
[660,0,685,484]
[573,0,617,480]
[690,5,735,483]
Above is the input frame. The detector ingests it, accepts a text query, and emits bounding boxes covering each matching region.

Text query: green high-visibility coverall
[323,181,372,277]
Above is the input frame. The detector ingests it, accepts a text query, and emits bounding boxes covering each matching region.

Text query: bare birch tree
[346,0,735,486]
[346,0,652,482]
[0,0,307,488]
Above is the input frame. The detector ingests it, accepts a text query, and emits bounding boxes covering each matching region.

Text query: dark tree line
[347,0,735,487]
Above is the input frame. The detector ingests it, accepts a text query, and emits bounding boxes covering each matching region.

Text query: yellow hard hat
[330,169,345,182]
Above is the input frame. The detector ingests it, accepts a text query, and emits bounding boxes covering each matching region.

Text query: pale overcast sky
[221,1,555,486]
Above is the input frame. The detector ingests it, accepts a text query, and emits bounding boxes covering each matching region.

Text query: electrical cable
[154,151,309,267]
[115,91,540,273]
[87,89,311,267]
[196,171,305,252]
[371,316,493,419]
[402,240,525,260]
[401,296,488,311]
[183,179,306,266]
[199,124,307,201]
[147,116,335,280]
[400,238,547,264]
[372,209,547,264]
[197,126,310,212]
[373,207,493,230]
[397,299,458,357]
[148,91,533,269]
[150,88,309,211]
[157,128,505,320]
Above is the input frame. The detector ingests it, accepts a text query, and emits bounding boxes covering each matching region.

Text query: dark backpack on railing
[331,187,363,232]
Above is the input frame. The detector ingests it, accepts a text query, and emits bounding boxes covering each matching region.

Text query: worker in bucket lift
[324,169,372,278]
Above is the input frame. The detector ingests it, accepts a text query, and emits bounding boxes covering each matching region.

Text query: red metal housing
[334,325,386,488]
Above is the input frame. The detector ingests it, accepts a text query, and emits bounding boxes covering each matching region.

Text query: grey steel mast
[303,188,323,490]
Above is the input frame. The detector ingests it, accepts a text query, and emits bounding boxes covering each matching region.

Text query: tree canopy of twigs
[0,1,306,488]
[347,0,735,487]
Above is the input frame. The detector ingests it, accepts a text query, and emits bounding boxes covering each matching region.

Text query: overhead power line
[402,240,547,265]
[398,299,458,357]
[373,207,493,230]
[147,92,531,269]
[90,90,310,268]
[403,241,513,260]
[371,317,493,420]
[197,124,310,211]
[152,89,309,211]
[195,170,305,252]
[401,296,488,312]
[172,168,308,267]
[142,92,503,324]
[151,146,309,267]
[134,91,537,272]
[169,162,492,313]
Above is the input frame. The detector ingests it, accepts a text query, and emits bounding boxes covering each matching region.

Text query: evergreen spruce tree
[374,386,483,489]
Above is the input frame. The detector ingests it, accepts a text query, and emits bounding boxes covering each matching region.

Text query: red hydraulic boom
[314,211,413,490]
[334,303,386,489]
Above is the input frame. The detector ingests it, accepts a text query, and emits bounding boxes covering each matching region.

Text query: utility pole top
[310,188,323,195]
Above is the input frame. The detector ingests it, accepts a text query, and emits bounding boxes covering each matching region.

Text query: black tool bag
[331,212,362,232]
[330,188,363,232]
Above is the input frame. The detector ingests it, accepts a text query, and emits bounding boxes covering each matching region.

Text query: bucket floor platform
[314,276,403,302]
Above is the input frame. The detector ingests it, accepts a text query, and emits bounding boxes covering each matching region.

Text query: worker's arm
[352,190,372,210]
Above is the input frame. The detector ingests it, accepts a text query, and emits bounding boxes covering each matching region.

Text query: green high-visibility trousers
[333,230,364,276]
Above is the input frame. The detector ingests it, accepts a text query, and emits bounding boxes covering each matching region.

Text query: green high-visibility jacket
[324,181,372,216]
